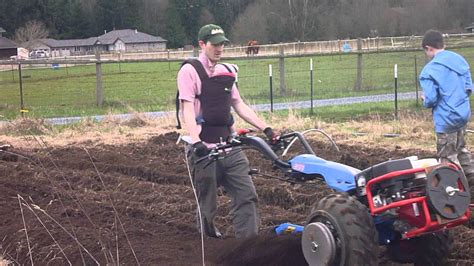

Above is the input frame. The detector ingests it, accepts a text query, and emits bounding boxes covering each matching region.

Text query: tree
[140,0,169,36]
[231,1,267,44]
[70,0,95,38]
[14,20,49,44]
[46,0,74,39]
[164,3,186,48]
[206,0,254,37]
[262,0,320,42]
[175,0,204,45]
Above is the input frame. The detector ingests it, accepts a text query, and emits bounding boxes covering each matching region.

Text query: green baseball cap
[198,24,230,44]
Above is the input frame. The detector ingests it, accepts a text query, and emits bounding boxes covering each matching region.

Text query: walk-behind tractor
[189,129,472,266]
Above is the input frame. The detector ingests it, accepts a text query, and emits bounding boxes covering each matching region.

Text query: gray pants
[436,126,474,201]
[186,146,259,238]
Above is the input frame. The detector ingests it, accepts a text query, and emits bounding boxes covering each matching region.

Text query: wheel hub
[302,222,336,265]
[426,166,471,219]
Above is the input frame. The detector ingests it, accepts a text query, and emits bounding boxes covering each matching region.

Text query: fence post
[18,63,24,117]
[310,58,314,115]
[269,64,273,113]
[279,44,286,96]
[11,63,15,81]
[167,49,171,70]
[95,50,104,107]
[414,55,419,106]
[355,38,363,91]
[118,51,122,73]
[394,64,398,120]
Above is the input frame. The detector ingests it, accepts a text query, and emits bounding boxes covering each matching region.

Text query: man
[419,29,474,203]
[177,24,278,239]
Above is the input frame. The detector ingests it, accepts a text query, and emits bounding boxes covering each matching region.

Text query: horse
[246,40,259,55]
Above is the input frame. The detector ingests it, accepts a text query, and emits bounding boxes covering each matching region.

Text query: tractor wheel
[466,173,474,202]
[386,230,452,265]
[466,173,474,229]
[304,193,379,266]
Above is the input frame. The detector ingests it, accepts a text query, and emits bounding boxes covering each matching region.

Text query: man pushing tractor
[176,24,279,239]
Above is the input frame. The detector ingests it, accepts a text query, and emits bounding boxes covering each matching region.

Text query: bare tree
[14,20,49,45]
[286,0,317,41]
[199,7,215,26]
[141,0,169,35]
[231,1,268,44]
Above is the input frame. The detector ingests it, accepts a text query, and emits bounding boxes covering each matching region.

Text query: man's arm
[177,63,201,143]
[181,101,201,143]
[232,101,268,131]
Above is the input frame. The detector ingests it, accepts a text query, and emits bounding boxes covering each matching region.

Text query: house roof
[465,23,474,30]
[97,29,167,45]
[38,37,99,47]
[0,37,18,49]
[0,27,6,33]
[21,29,167,49]
[22,37,99,48]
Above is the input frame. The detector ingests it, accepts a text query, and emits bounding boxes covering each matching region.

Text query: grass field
[1,47,473,120]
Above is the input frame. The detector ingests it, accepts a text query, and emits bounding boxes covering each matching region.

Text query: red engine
[355,157,471,239]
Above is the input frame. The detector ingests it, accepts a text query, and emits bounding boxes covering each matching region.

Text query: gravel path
[2,92,419,126]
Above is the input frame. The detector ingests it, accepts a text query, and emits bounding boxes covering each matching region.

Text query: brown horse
[246,40,259,55]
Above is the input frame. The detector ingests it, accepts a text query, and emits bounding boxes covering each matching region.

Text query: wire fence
[1,38,474,120]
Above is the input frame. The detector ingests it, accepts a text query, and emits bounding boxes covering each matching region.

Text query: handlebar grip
[237,128,255,136]
[279,132,297,139]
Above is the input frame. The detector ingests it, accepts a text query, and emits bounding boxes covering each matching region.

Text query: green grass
[1,47,473,120]
[260,99,425,123]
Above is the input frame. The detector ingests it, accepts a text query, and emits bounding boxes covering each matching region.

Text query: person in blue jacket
[419,29,474,206]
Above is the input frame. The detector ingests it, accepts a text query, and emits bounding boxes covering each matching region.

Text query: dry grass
[0,113,179,148]
[2,109,474,154]
[0,118,53,136]
[0,258,11,266]
[242,109,440,152]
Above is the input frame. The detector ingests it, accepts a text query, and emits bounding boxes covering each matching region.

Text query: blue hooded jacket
[419,50,473,133]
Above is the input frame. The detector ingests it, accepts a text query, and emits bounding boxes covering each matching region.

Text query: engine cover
[356,158,414,183]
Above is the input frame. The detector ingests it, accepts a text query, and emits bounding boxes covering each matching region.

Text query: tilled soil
[0,132,473,265]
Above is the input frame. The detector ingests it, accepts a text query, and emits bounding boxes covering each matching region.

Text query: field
[1,47,473,120]
[1,112,473,265]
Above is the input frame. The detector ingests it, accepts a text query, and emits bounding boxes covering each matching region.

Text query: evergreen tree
[47,0,74,39]
[70,0,94,38]
[164,2,186,48]
[174,0,204,45]
[123,0,144,30]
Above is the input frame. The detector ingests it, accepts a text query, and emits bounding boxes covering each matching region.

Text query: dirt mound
[0,133,472,265]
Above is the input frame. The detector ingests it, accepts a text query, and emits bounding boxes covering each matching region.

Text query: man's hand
[193,141,210,157]
[263,127,280,144]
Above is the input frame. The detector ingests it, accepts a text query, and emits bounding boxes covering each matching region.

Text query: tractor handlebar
[200,131,291,169]
[193,129,316,171]
[279,131,316,155]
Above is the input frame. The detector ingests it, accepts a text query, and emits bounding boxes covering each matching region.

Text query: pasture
[1,47,473,120]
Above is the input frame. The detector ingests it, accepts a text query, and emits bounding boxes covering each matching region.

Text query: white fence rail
[64,33,474,60]
[1,33,474,69]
